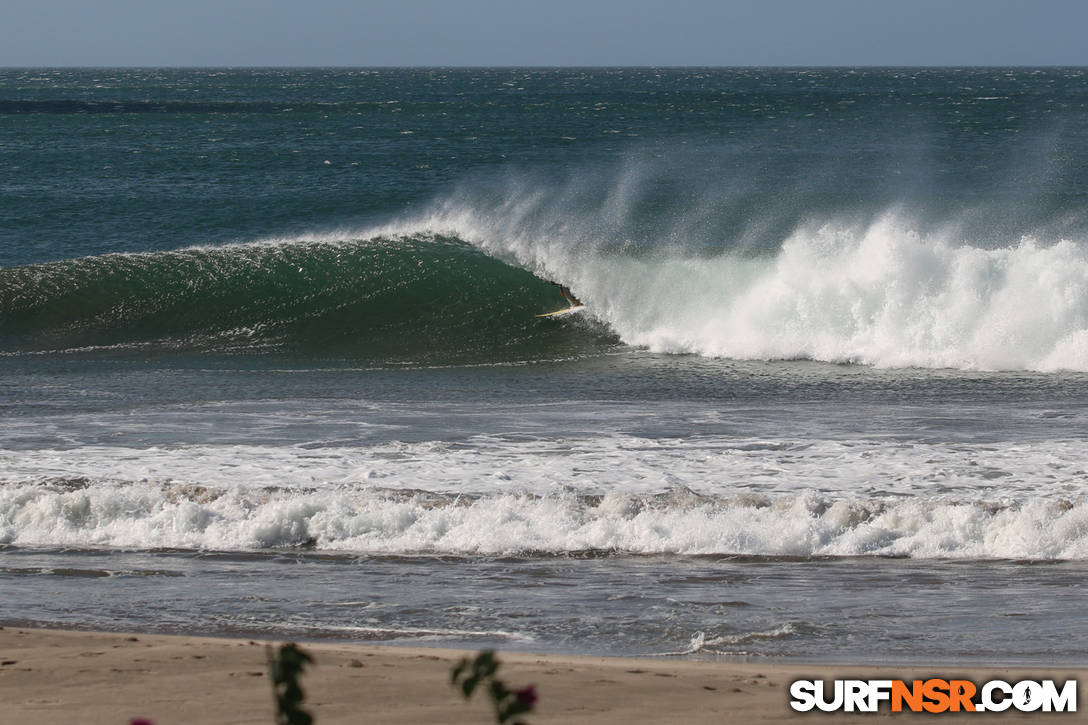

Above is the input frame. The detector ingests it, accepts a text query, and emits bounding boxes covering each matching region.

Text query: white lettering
[815,680,844,712]
[981,680,1013,712]
[1040,680,1077,712]
[790,676,1077,713]
[868,679,893,711]
[1013,680,1044,712]
[788,680,817,712]
[844,680,868,712]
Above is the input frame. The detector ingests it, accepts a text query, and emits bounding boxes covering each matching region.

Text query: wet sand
[0,627,1082,723]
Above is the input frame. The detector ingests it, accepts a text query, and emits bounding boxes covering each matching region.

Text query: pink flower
[514,685,538,707]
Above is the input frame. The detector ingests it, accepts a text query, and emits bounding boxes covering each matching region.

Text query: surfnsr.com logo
[789,679,1077,713]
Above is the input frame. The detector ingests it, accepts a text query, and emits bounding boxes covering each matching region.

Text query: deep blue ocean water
[3,68,1088,662]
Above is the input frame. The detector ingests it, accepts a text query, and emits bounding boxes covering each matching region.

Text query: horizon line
[2,63,1086,70]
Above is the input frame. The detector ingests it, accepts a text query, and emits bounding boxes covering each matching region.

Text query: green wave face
[0,235,616,364]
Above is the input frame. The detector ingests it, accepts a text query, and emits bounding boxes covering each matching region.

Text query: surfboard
[536,305,585,319]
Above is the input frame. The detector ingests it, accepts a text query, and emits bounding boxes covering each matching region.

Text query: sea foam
[4,480,1087,559]
[8,170,1088,371]
[379,186,1088,371]
[3,437,1087,559]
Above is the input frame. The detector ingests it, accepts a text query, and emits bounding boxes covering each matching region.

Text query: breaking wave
[5,480,1088,560]
[5,180,1088,371]
[4,436,1088,559]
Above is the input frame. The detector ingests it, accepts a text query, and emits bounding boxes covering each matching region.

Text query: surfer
[536,281,585,318]
[555,283,582,307]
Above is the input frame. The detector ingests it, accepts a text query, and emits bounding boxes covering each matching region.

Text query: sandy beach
[7,59,1088,724]
[0,627,1082,724]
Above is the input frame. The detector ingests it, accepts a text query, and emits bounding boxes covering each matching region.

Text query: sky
[1,0,1087,67]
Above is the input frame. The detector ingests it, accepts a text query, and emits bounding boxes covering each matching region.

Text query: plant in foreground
[130,644,534,725]
[451,650,537,725]
[268,643,315,725]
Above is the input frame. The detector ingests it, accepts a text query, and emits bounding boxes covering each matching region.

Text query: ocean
[2,67,1088,664]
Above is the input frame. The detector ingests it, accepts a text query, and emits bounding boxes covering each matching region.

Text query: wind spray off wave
[8,67,1088,662]
[6,208,1088,371]
[593,219,1088,371]
[381,182,1088,371]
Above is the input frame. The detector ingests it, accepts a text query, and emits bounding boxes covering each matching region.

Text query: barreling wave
[394,190,1088,371]
[0,233,615,363]
[5,192,1088,370]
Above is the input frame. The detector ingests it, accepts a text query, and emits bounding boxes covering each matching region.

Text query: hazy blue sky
[2,0,1086,67]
